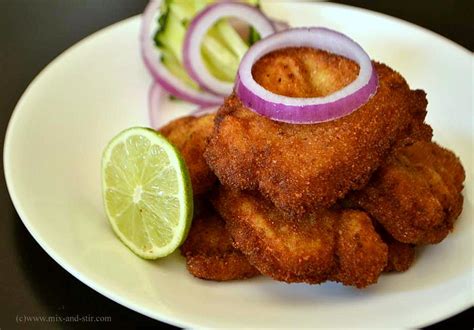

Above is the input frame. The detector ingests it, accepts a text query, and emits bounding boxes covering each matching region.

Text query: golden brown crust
[384,239,415,272]
[352,141,465,244]
[205,48,429,214]
[330,211,389,287]
[212,187,388,288]
[180,205,259,281]
[183,253,259,281]
[160,114,216,195]
[251,47,358,98]
[372,223,416,273]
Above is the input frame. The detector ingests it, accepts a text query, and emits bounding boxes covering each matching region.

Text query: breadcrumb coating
[205,48,429,214]
[180,201,259,281]
[352,141,465,244]
[160,114,216,195]
[213,187,388,288]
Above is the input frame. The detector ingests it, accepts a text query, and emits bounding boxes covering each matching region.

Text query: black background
[0,1,472,329]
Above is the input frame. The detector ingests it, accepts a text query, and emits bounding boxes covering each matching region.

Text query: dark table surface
[0,1,472,329]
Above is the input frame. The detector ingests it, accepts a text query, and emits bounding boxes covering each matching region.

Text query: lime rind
[101,127,193,259]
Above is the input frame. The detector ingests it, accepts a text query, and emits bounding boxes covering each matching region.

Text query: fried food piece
[340,201,416,273]
[212,188,388,288]
[180,203,259,281]
[374,225,416,272]
[331,211,389,287]
[400,120,433,147]
[384,238,415,272]
[205,48,428,214]
[352,141,465,244]
[160,114,216,195]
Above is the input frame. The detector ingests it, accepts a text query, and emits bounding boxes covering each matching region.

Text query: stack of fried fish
[160,48,465,288]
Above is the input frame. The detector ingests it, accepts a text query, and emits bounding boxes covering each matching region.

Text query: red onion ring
[183,2,275,96]
[141,0,223,106]
[148,83,167,129]
[236,27,379,124]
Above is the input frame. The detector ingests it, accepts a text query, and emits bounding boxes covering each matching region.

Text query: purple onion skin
[236,68,378,124]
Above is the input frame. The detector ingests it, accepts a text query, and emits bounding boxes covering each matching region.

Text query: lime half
[101,127,193,259]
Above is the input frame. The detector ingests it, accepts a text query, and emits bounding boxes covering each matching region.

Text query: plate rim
[3,15,190,330]
[3,2,473,328]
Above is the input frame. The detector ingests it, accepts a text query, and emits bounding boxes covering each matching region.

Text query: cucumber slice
[153,0,264,90]
[161,49,199,89]
[214,19,249,58]
[155,11,186,62]
[201,34,239,81]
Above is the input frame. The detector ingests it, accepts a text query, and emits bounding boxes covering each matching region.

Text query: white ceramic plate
[4,2,473,328]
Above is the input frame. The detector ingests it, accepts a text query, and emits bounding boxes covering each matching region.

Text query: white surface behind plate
[4,2,473,328]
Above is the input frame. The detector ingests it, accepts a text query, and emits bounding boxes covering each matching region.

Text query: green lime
[101,127,193,259]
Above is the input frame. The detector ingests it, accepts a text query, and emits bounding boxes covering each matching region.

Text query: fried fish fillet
[212,187,388,288]
[160,114,216,195]
[205,48,429,214]
[352,141,465,244]
[180,202,259,281]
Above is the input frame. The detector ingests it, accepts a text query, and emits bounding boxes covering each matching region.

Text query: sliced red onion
[141,0,223,106]
[148,83,167,129]
[183,2,275,96]
[236,27,379,124]
[190,105,220,117]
